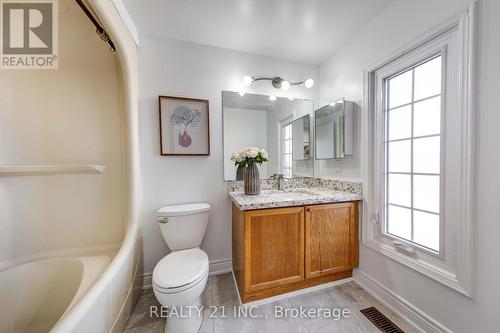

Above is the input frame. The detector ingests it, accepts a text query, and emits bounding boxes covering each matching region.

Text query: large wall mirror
[222,91,314,181]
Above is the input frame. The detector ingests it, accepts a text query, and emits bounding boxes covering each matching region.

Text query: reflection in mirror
[223,91,314,181]
[292,115,310,160]
[315,99,345,160]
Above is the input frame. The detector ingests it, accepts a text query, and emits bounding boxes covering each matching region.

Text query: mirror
[222,91,314,181]
[315,99,346,160]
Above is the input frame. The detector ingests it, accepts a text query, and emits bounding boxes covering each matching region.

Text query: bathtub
[0,256,110,333]
[0,0,141,332]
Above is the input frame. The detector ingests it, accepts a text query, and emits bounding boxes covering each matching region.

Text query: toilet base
[164,297,203,333]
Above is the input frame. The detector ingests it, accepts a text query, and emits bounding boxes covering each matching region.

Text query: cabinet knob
[306,208,311,212]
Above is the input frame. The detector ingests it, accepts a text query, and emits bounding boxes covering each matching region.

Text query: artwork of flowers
[159,96,210,155]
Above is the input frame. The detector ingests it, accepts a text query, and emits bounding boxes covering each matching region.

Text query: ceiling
[121,0,394,65]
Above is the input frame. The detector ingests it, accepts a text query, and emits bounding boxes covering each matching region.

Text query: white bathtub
[0,256,110,333]
[0,0,141,332]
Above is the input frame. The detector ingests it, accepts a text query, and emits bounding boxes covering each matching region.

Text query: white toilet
[153,203,211,333]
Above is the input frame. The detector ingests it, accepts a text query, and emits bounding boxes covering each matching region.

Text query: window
[281,123,292,178]
[362,5,475,296]
[384,55,442,253]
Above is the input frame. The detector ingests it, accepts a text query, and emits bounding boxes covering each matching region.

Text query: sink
[264,191,315,201]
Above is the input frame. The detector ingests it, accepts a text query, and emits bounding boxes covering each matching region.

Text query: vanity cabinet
[232,201,359,303]
[305,203,358,279]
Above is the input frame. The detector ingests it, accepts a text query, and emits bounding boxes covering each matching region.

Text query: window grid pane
[282,124,293,178]
[384,55,442,252]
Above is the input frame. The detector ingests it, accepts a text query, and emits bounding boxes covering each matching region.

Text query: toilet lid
[157,203,211,217]
[153,248,209,291]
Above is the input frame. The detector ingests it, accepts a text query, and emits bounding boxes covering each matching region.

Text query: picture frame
[158,95,210,156]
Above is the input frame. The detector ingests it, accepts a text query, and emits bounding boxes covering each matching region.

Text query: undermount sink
[263,190,315,200]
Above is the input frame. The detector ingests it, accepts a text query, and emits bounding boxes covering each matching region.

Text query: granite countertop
[229,187,363,211]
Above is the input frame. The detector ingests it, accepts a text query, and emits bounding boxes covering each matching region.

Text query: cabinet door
[305,202,358,279]
[244,207,304,292]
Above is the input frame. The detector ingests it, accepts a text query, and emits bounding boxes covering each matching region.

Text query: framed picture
[158,96,210,156]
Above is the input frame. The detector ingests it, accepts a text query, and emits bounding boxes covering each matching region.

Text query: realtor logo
[1,0,58,69]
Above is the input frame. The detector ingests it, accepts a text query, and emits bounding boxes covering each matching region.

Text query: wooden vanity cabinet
[305,203,359,279]
[232,201,359,303]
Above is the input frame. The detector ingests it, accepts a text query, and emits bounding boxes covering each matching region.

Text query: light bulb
[269,95,277,101]
[304,78,314,88]
[242,75,253,86]
[281,80,290,90]
[329,101,336,106]
[288,97,294,101]
[239,90,245,96]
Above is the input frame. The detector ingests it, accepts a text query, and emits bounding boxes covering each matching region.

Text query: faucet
[272,173,288,190]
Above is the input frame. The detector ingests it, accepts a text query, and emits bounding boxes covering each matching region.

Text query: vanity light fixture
[242,75,253,86]
[242,75,314,90]
[304,78,314,88]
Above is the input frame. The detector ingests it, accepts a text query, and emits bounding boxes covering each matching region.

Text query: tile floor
[123,273,416,333]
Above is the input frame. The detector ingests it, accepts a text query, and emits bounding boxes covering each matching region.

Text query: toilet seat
[153,248,209,294]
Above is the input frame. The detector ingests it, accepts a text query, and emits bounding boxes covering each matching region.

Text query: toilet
[153,203,211,333]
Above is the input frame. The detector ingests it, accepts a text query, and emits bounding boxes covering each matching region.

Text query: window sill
[362,237,471,297]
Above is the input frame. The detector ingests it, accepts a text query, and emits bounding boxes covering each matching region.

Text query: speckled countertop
[229,187,363,210]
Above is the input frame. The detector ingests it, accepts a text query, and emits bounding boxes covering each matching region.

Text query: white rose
[239,149,247,159]
[260,149,268,159]
[247,147,258,158]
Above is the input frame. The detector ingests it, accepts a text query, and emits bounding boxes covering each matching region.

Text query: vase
[244,161,260,195]
[178,130,192,147]
[236,164,246,181]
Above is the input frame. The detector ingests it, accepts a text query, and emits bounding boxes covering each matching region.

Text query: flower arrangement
[231,147,269,167]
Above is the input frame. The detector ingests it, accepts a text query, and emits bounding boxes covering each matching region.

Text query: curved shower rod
[75,0,116,52]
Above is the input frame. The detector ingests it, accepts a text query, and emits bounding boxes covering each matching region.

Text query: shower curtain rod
[75,0,116,52]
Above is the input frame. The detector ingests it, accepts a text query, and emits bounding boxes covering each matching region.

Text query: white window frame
[362,3,476,297]
[382,52,445,257]
[281,118,293,178]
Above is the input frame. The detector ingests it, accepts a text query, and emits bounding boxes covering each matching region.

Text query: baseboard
[143,272,152,290]
[208,257,233,276]
[353,268,452,333]
[142,258,233,290]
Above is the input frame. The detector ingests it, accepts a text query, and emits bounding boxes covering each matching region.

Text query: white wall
[0,1,124,264]
[223,107,268,179]
[319,0,500,331]
[138,35,318,274]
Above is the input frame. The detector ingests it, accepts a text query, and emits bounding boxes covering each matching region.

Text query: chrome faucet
[272,173,288,190]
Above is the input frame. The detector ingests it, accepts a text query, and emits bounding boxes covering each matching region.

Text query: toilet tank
[156,203,210,251]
